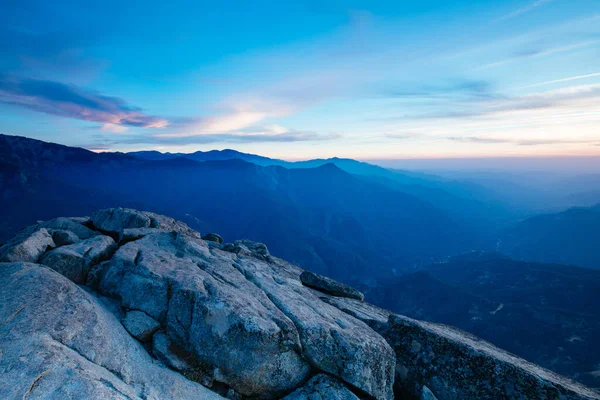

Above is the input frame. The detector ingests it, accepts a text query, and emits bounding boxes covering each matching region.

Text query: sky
[1,0,599,160]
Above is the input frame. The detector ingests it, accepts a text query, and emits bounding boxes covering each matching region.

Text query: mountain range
[500,204,600,269]
[1,134,485,280]
[2,133,600,388]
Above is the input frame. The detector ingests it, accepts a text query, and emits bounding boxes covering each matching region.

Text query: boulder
[50,229,80,246]
[41,217,98,240]
[98,231,311,398]
[0,225,54,263]
[202,233,223,244]
[122,310,161,342]
[236,256,396,400]
[121,227,159,243]
[90,208,201,240]
[91,208,153,234]
[223,239,270,260]
[379,314,600,400]
[40,235,116,284]
[283,374,359,400]
[300,270,365,301]
[0,262,224,400]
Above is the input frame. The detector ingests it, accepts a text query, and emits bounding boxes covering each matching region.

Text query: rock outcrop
[1,208,598,400]
[0,262,223,400]
[300,270,365,301]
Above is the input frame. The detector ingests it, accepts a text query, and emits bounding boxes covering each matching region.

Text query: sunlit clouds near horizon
[1,0,599,160]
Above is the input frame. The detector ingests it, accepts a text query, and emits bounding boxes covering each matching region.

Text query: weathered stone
[300,270,365,301]
[121,227,158,243]
[236,256,396,400]
[283,374,360,400]
[50,229,80,246]
[90,208,201,239]
[153,331,192,372]
[378,314,600,400]
[223,239,269,260]
[41,217,98,240]
[0,262,224,400]
[319,295,390,328]
[202,233,223,244]
[91,208,153,234]
[122,310,161,342]
[40,235,116,284]
[99,231,311,398]
[86,260,112,288]
[0,225,54,263]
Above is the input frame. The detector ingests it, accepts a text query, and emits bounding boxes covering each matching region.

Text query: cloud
[86,128,340,149]
[499,0,554,21]
[156,93,304,139]
[101,123,129,133]
[152,122,340,144]
[474,40,598,71]
[0,74,169,128]
[377,80,500,101]
[401,83,600,121]
[384,132,426,140]
[446,136,600,146]
[158,109,276,138]
[518,72,600,89]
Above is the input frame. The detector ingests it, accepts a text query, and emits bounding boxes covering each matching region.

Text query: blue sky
[1,0,599,160]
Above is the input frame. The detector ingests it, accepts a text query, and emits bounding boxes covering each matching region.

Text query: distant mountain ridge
[0,134,478,281]
[127,147,519,240]
[500,204,600,269]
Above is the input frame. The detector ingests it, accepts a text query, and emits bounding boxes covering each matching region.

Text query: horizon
[11,132,600,173]
[1,1,600,159]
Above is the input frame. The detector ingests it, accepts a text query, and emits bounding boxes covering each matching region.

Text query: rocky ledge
[0,208,598,400]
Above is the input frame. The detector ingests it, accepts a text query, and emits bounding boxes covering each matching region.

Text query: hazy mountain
[128,148,520,242]
[418,169,600,213]
[128,148,281,165]
[362,252,600,387]
[0,134,479,280]
[500,204,600,269]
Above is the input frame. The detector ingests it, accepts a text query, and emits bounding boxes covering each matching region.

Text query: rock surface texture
[0,208,598,400]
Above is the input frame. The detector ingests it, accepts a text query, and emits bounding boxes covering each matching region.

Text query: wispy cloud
[518,72,600,89]
[0,74,169,128]
[402,83,600,121]
[499,0,554,21]
[86,128,340,149]
[446,136,599,146]
[376,80,500,101]
[153,120,340,143]
[474,40,598,71]
[157,105,290,139]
